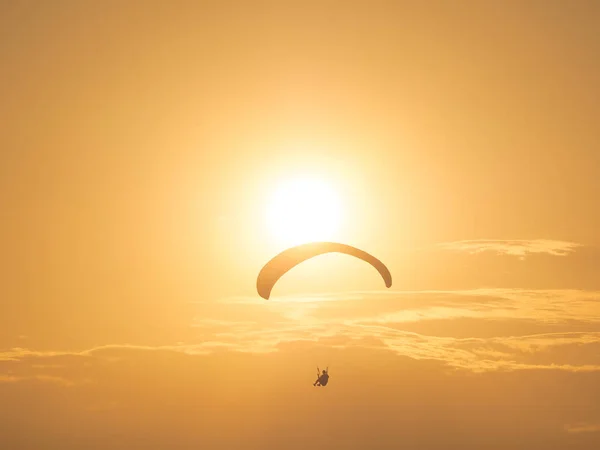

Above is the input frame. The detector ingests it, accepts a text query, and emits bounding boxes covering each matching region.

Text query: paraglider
[257,242,392,387]
[256,241,392,300]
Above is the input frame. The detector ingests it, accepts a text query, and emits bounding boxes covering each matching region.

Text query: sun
[265,176,343,248]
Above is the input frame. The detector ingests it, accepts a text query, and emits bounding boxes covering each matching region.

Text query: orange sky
[2,1,600,449]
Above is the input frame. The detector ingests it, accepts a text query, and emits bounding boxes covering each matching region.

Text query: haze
[1,1,600,449]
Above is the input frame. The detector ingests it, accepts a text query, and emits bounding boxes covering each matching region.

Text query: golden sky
[2,1,600,449]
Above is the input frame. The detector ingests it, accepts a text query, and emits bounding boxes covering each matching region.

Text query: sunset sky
[2,1,600,449]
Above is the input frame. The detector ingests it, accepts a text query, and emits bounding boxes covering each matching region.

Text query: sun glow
[265,176,343,248]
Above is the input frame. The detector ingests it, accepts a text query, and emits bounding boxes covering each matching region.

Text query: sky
[1,1,600,449]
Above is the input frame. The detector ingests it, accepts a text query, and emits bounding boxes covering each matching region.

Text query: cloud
[379,238,600,291]
[0,373,75,386]
[3,288,599,377]
[437,239,582,258]
[214,288,600,371]
[565,422,600,434]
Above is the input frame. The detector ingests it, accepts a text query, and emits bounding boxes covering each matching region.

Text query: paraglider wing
[256,242,392,300]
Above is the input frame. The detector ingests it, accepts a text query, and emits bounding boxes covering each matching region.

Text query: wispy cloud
[202,288,600,372]
[437,239,582,258]
[0,373,76,386]
[565,422,600,434]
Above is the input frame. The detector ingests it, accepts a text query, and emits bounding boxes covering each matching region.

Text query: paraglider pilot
[313,367,329,387]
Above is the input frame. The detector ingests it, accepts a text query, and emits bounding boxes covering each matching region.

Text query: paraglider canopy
[256,241,392,300]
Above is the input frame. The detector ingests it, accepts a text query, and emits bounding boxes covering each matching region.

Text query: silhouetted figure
[313,367,329,387]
